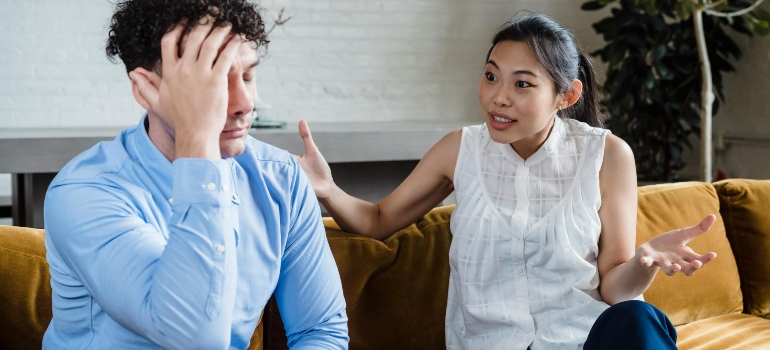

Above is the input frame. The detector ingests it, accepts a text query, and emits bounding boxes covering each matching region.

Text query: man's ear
[559,79,584,110]
[129,68,161,112]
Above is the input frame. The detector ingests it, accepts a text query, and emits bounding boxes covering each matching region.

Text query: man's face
[217,41,258,158]
[146,33,259,159]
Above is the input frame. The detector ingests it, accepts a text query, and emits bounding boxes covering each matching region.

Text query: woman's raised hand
[637,215,718,276]
[293,120,335,199]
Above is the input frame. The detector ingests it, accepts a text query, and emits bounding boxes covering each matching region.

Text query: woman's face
[478,40,566,146]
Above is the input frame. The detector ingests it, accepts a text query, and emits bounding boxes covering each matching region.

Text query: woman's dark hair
[486,13,604,128]
[106,0,269,75]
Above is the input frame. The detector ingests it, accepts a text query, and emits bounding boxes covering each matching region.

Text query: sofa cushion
[264,206,453,350]
[675,313,770,349]
[0,225,52,349]
[637,182,743,326]
[714,179,770,319]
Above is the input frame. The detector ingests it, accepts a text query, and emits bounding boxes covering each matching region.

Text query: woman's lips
[488,113,517,131]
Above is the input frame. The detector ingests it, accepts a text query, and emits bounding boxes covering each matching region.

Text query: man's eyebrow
[247,59,260,70]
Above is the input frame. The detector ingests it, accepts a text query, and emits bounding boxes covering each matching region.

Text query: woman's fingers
[298,120,320,156]
[639,255,654,269]
[676,214,717,244]
[697,251,718,265]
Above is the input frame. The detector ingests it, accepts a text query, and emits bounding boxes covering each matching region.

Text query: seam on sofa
[0,246,48,263]
[415,219,452,232]
[326,219,452,242]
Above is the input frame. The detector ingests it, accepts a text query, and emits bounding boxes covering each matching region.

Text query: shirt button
[519,305,527,310]
[168,198,174,204]
[206,182,216,191]
[222,184,230,192]
[232,194,239,201]
[518,267,524,273]
[215,244,225,254]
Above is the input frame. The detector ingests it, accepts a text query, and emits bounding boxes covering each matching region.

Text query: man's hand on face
[130,16,243,160]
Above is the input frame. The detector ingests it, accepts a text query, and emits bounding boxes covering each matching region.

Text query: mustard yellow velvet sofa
[2,179,770,349]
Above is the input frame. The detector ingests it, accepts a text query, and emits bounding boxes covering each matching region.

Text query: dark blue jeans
[584,300,678,350]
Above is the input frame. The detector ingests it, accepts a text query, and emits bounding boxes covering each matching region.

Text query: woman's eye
[516,81,532,88]
[485,72,496,82]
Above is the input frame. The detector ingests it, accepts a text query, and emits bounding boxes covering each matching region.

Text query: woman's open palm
[293,120,334,200]
[637,215,718,276]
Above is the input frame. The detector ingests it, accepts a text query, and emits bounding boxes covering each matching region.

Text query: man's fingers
[212,35,242,75]
[181,15,217,61]
[198,23,233,66]
[160,24,185,68]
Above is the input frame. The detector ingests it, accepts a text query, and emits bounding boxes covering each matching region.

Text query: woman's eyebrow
[513,70,538,78]
[486,60,538,78]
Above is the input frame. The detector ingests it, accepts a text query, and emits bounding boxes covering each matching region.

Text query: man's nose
[228,80,254,118]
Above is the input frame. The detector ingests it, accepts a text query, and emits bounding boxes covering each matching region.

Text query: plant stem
[694,9,714,182]
[705,0,765,17]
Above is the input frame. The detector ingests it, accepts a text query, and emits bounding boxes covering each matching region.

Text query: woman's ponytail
[564,54,603,128]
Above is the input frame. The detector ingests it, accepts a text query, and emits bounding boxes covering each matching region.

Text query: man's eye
[485,72,496,81]
[516,81,532,88]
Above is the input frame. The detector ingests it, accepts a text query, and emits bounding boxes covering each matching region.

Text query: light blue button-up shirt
[42,116,348,349]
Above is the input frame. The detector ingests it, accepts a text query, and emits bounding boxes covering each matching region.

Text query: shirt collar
[500,115,565,167]
[127,113,174,201]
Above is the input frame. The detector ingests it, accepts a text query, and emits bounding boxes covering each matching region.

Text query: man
[42,1,348,349]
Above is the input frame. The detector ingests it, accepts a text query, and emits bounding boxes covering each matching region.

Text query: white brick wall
[0,0,143,129]
[0,0,610,129]
[257,0,612,123]
[1,0,766,198]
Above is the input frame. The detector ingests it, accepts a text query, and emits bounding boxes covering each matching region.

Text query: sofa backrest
[0,225,52,349]
[714,179,770,319]
[636,182,743,326]
[263,206,455,350]
[4,180,767,348]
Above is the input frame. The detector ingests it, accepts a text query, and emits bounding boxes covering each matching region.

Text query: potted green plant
[582,0,769,182]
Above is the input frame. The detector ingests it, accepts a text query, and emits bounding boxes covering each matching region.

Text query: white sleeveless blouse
[446,117,613,350]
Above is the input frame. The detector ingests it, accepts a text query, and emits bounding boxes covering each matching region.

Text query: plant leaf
[675,0,692,20]
[582,1,607,11]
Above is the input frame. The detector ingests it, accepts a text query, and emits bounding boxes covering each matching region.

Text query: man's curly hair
[106,0,269,74]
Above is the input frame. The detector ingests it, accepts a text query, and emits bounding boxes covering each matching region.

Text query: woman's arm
[294,120,461,240]
[596,134,717,305]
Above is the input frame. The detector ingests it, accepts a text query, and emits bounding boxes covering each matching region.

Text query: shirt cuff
[172,158,232,205]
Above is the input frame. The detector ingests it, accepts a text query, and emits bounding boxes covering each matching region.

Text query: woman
[295,13,716,350]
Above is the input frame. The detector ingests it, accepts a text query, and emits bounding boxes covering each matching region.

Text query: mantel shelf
[0,120,475,174]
